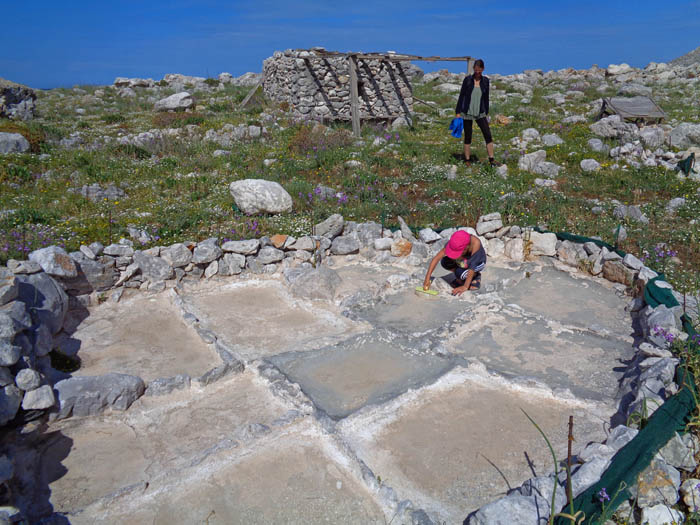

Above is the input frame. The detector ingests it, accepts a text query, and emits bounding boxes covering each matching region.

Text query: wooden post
[349,55,361,138]
[467,58,475,75]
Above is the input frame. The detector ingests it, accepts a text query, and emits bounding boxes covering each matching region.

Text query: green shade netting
[525,233,700,525]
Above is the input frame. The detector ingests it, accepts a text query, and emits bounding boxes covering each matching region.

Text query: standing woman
[455,59,500,166]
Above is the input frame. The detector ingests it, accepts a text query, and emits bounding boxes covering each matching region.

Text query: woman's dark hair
[474,59,485,69]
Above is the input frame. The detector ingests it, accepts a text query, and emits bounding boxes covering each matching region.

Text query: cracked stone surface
[7,257,638,524]
[186,280,362,360]
[69,293,221,382]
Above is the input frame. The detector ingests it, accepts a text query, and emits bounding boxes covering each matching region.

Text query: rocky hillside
[671,45,700,67]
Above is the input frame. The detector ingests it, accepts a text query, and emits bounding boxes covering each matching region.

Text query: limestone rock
[374,238,392,251]
[288,266,340,301]
[0,77,37,120]
[29,246,78,278]
[161,243,192,267]
[145,375,191,396]
[314,214,344,239]
[466,495,542,525]
[580,159,601,172]
[15,272,68,335]
[640,126,665,149]
[542,133,563,146]
[397,216,417,243]
[256,246,284,264]
[0,271,18,306]
[602,260,636,286]
[21,384,55,410]
[331,235,360,255]
[0,132,30,154]
[670,122,700,149]
[230,179,293,215]
[0,385,22,425]
[418,228,441,244]
[629,458,680,507]
[528,232,557,257]
[391,238,413,257]
[518,150,546,172]
[532,161,562,178]
[640,504,683,525]
[219,253,245,275]
[680,478,700,509]
[222,239,260,255]
[0,341,21,367]
[55,373,146,419]
[103,243,134,257]
[504,238,525,261]
[590,115,638,140]
[133,251,174,281]
[192,239,222,264]
[154,92,194,111]
[14,369,40,391]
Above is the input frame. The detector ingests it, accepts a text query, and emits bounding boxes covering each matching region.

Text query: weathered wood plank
[348,55,361,138]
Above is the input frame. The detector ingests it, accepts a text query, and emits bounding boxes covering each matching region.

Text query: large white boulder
[154,92,194,112]
[229,179,293,215]
[0,132,30,154]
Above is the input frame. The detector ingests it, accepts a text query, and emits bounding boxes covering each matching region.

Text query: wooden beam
[240,78,263,108]
[348,55,361,138]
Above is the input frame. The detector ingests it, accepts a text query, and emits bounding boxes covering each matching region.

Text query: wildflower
[597,488,610,503]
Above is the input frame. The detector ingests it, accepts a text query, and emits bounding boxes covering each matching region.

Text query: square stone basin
[70,293,220,382]
[271,334,454,418]
[449,312,634,401]
[333,263,409,300]
[187,282,360,360]
[24,371,291,518]
[338,368,609,523]
[74,420,386,525]
[501,265,632,336]
[351,288,470,334]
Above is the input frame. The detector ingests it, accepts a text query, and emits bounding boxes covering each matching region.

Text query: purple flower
[598,488,610,503]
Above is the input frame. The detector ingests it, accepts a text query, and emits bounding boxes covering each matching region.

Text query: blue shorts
[441,247,486,288]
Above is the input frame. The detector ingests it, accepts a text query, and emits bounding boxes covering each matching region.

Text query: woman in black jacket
[455,59,499,166]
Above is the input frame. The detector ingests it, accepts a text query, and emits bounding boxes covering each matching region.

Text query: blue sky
[3,1,699,88]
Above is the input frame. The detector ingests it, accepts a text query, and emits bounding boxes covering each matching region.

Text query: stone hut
[262,48,423,126]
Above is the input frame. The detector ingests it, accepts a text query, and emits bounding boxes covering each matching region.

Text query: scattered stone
[542,133,563,146]
[533,162,562,178]
[0,77,36,120]
[21,384,55,410]
[680,478,700,509]
[229,179,293,214]
[658,432,698,472]
[580,159,601,172]
[518,150,546,172]
[670,122,700,149]
[397,216,417,243]
[666,197,686,214]
[639,127,665,149]
[613,204,649,224]
[466,495,541,525]
[587,138,608,152]
[14,369,40,391]
[54,373,146,419]
[0,132,30,154]
[0,342,21,367]
[154,92,194,111]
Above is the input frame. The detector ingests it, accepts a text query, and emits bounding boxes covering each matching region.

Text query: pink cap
[445,230,471,259]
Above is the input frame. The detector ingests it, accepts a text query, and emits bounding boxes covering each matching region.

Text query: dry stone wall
[262,49,414,121]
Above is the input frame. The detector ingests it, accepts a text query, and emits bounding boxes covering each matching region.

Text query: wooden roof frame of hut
[247,49,475,137]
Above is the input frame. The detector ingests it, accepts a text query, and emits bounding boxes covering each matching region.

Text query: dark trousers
[441,257,482,288]
[463,117,493,145]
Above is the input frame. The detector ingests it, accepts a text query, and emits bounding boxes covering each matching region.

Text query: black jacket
[455,74,490,116]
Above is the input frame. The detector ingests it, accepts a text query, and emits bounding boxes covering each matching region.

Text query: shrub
[102,113,127,124]
[152,112,206,128]
[204,78,220,87]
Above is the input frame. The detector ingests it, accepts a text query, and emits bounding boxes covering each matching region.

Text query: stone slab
[71,293,220,382]
[73,420,386,525]
[186,281,361,360]
[338,367,610,523]
[500,265,631,336]
[22,371,291,519]
[448,311,635,401]
[271,333,454,418]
